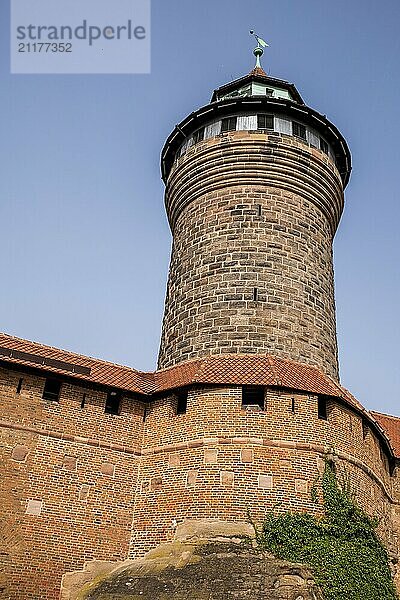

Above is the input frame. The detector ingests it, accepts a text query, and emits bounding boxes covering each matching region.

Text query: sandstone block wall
[158,132,344,378]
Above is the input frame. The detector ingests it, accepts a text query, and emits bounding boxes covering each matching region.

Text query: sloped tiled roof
[371,412,400,458]
[0,332,397,457]
[156,354,343,398]
[0,332,384,406]
[0,333,154,395]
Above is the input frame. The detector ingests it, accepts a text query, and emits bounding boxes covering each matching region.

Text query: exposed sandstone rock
[74,520,323,600]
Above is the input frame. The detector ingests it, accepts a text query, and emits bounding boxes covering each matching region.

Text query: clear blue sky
[1,0,399,415]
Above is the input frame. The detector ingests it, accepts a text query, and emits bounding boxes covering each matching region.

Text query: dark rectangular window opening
[16,378,23,394]
[81,393,86,409]
[193,127,205,144]
[265,88,274,97]
[291,397,296,413]
[42,378,62,402]
[320,137,329,154]
[221,117,237,133]
[257,114,274,130]
[318,396,328,420]
[292,121,307,140]
[143,406,148,422]
[242,385,265,410]
[257,204,262,217]
[105,391,121,415]
[176,389,188,415]
[362,419,369,440]
[253,287,258,301]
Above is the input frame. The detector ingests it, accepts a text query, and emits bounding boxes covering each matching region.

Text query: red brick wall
[392,463,400,589]
[131,385,397,560]
[1,365,399,598]
[0,366,145,600]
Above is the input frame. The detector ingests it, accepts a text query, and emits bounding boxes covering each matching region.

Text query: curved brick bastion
[131,376,397,559]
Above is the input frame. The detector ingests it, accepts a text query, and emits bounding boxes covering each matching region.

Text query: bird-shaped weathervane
[249,30,269,71]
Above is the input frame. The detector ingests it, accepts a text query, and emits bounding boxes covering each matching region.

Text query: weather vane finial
[249,30,269,70]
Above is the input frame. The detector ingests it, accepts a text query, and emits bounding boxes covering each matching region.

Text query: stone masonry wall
[158,131,344,379]
[0,366,145,600]
[1,364,399,598]
[130,385,397,559]
[392,462,400,591]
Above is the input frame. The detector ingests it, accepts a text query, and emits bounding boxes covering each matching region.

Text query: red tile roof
[249,66,267,77]
[156,354,344,398]
[0,333,154,395]
[371,412,400,458]
[0,332,397,458]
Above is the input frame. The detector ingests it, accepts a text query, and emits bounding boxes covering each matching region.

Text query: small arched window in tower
[221,117,237,133]
[105,391,121,415]
[257,114,274,130]
[242,385,265,410]
[318,395,328,420]
[81,393,86,409]
[291,397,296,413]
[176,389,188,415]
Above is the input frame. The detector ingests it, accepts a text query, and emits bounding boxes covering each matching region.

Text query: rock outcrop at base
[73,520,323,600]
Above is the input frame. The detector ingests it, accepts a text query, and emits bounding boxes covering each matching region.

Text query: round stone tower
[158,51,351,380]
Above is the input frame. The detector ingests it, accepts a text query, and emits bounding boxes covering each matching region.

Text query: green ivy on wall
[256,461,398,600]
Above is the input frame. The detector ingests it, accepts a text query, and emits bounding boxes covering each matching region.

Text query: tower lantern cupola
[212,32,304,104]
